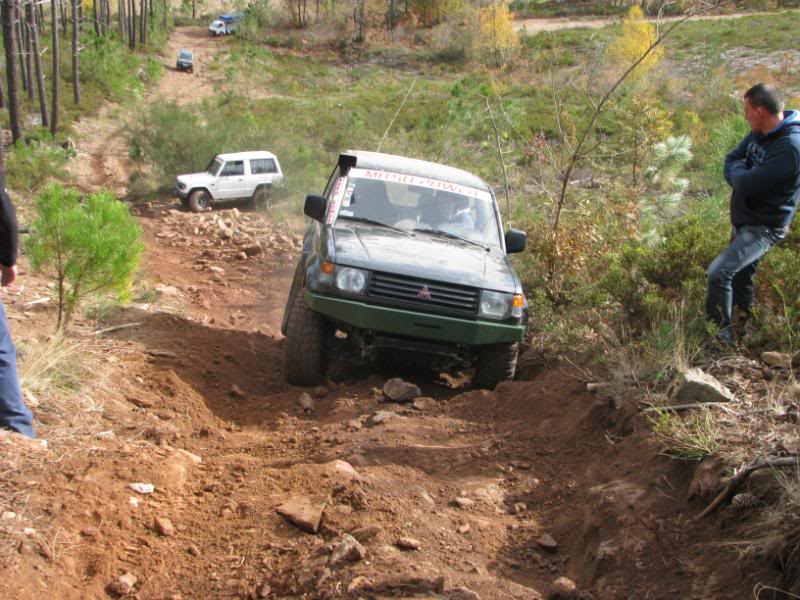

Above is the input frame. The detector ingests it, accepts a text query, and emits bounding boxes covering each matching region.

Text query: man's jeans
[0,299,34,438]
[705,224,787,331]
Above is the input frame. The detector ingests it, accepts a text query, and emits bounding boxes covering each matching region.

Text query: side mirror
[505,228,527,254]
[304,194,326,222]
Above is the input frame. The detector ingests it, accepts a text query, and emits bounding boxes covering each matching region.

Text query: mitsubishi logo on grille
[417,285,432,300]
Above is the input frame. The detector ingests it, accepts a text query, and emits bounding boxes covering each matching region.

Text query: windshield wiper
[338,215,413,236]
[413,228,489,251]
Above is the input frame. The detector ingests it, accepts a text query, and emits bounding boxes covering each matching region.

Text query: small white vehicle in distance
[174,151,284,212]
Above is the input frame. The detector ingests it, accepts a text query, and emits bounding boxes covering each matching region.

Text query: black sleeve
[0,175,19,267]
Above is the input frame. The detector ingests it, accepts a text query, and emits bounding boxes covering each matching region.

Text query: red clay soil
[0,201,783,599]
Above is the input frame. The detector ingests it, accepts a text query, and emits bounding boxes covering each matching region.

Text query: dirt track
[512,10,783,33]
[0,26,782,600]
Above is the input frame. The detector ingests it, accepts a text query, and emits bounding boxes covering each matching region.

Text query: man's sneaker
[714,326,736,348]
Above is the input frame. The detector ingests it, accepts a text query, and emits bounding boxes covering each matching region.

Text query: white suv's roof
[216,151,278,161]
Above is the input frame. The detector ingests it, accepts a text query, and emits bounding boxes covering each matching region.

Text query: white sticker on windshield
[339,209,354,217]
[348,167,493,203]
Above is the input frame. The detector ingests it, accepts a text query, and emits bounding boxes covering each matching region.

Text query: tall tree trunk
[28,2,47,128]
[71,0,79,105]
[129,0,136,48]
[50,0,59,134]
[60,0,67,34]
[118,0,125,37]
[24,1,34,101]
[162,0,167,30]
[191,0,195,20]
[92,0,99,34]
[139,0,145,45]
[0,3,6,109]
[16,12,29,96]
[3,0,23,142]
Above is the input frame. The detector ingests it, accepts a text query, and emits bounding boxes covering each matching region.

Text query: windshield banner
[348,168,493,203]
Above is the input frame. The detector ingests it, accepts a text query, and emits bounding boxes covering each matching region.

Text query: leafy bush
[5,129,71,194]
[80,34,146,99]
[26,185,143,329]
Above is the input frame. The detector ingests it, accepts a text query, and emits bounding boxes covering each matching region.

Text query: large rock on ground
[276,497,326,533]
[382,378,421,403]
[671,368,735,405]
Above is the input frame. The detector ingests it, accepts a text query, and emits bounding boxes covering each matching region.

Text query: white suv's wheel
[188,189,212,212]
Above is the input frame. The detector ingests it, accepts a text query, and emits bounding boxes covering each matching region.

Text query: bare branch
[376,77,417,153]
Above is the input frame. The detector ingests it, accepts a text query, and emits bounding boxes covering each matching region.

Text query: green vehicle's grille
[368,272,479,315]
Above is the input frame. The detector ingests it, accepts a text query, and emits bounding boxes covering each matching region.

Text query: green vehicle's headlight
[335,267,367,294]
[479,290,512,320]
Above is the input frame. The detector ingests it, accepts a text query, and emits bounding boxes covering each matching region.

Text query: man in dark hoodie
[0,153,34,438]
[706,83,800,343]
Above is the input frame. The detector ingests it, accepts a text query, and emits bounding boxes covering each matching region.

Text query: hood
[767,109,800,137]
[177,172,215,185]
[332,223,517,292]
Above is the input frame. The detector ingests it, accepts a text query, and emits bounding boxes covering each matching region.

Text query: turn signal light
[512,294,524,308]
[321,261,335,274]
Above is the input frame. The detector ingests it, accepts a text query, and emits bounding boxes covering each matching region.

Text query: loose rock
[230,385,246,399]
[761,351,792,369]
[395,537,421,550]
[687,457,723,500]
[154,516,175,537]
[451,497,474,509]
[350,525,382,543]
[367,410,396,427]
[314,385,329,398]
[548,576,578,599]
[330,534,366,565]
[107,572,138,596]
[128,483,155,494]
[536,534,558,552]
[276,497,326,533]
[382,378,421,403]
[671,368,735,405]
[299,393,314,413]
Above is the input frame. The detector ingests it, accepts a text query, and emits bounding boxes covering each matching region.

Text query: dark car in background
[281,151,528,389]
[176,49,194,73]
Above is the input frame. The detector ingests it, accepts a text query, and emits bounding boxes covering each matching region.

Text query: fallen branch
[697,456,799,520]
[94,322,142,336]
[376,77,417,153]
[645,402,732,412]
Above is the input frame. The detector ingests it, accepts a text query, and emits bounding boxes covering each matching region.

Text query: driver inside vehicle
[418,190,475,231]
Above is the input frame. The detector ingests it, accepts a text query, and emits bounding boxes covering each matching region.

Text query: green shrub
[80,33,146,99]
[26,185,143,329]
[5,129,71,194]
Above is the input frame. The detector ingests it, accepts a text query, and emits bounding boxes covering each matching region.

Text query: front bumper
[306,291,525,346]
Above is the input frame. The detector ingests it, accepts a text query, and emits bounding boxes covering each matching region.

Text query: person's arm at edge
[723,136,749,187]
[728,143,800,199]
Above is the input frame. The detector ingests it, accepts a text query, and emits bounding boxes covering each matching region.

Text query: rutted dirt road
[0,25,784,600]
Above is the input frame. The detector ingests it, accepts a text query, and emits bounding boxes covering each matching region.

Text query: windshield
[205,157,223,176]
[179,50,192,60]
[332,168,501,248]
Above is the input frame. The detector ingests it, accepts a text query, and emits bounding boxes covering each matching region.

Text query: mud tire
[283,290,328,386]
[251,186,270,210]
[280,258,305,336]
[188,189,212,213]
[472,343,519,390]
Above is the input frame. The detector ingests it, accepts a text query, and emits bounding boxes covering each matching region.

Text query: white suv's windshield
[332,168,501,248]
[206,157,223,176]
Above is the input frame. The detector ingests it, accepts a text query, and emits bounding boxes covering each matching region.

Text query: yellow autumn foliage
[607,5,662,78]
[477,0,519,67]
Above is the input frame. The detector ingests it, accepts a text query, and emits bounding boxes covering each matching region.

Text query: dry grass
[649,406,722,460]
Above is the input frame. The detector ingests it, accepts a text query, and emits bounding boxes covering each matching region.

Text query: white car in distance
[174,151,284,212]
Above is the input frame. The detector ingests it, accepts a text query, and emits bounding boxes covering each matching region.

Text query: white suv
[174,151,284,212]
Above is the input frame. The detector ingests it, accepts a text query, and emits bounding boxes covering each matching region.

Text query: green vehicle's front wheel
[283,291,328,386]
[472,343,519,390]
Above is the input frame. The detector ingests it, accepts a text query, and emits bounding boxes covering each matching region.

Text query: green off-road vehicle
[281,151,528,389]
